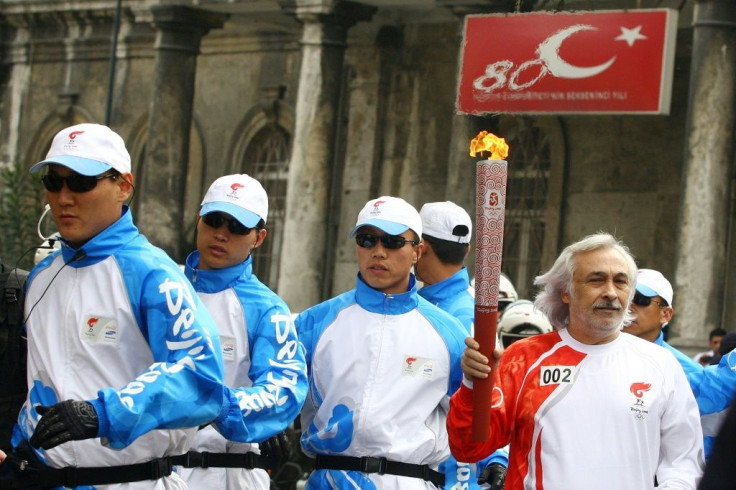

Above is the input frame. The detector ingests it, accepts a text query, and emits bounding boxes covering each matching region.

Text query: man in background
[415,201,507,490]
[693,328,727,366]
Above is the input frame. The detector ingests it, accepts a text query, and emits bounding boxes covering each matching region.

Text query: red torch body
[471,147,508,442]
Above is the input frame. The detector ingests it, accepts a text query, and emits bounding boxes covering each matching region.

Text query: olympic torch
[470,131,509,442]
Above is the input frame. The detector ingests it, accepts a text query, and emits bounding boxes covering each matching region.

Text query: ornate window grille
[242,125,290,289]
[502,117,552,298]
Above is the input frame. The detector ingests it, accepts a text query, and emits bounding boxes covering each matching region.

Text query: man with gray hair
[447,232,704,489]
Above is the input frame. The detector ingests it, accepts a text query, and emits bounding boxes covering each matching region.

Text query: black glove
[259,431,290,469]
[29,400,99,450]
[478,462,507,490]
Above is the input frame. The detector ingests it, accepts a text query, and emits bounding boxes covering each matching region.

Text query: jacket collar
[355,272,419,315]
[418,267,470,304]
[184,250,252,293]
[59,205,138,266]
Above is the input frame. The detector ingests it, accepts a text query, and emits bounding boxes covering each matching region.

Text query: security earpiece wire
[22,249,86,327]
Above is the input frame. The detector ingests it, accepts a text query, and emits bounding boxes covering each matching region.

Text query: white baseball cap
[419,201,472,244]
[200,174,268,228]
[30,123,131,176]
[349,196,422,238]
[636,269,673,306]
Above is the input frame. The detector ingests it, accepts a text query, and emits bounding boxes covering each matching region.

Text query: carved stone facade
[1,0,734,352]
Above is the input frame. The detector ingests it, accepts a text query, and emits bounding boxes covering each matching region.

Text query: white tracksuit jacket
[179,251,307,489]
[13,207,225,489]
[296,274,466,489]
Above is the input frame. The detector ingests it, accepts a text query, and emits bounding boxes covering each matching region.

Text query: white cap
[349,196,422,238]
[636,269,673,306]
[200,174,268,228]
[419,201,472,244]
[30,123,131,176]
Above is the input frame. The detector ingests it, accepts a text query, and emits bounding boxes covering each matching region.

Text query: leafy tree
[0,163,45,270]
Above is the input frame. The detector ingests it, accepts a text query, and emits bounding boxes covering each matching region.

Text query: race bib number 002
[540,366,575,386]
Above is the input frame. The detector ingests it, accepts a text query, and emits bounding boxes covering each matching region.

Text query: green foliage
[0,163,45,270]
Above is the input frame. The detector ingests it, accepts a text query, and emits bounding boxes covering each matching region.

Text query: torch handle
[471,309,497,441]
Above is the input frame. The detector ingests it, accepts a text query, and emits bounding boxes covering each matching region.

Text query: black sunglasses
[42,172,118,193]
[355,233,418,250]
[201,213,253,235]
[632,292,664,308]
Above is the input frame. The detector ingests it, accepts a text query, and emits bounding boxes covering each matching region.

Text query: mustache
[593,300,622,310]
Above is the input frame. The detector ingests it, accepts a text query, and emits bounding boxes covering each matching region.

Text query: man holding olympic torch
[447,232,704,489]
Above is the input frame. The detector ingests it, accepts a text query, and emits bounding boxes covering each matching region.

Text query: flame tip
[469,131,509,160]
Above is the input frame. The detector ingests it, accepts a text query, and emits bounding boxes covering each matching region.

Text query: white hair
[533,232,637,329]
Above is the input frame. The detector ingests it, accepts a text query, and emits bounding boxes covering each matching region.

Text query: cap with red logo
[349,196,422,238]
[30,123,132,176]
[200,174,268,228]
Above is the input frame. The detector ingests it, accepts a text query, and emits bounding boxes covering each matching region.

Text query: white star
[615,25,647,47]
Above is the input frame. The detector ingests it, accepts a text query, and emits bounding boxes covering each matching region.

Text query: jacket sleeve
[448,339,519,465]
[92,269,225,449]
[655,358,705,489]
[214,303,308,443]
[694,352,736,458]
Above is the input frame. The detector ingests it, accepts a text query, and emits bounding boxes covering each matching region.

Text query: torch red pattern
[475,160,507,308]
[472,158,508,441]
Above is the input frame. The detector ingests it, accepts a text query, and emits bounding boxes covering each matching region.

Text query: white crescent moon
[536,24,616,79]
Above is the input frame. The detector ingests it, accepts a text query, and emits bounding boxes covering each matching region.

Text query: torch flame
[469,131,509,160]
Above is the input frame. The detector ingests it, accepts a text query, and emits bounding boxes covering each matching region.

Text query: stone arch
[227,100,295,174]
[228,100,295,289]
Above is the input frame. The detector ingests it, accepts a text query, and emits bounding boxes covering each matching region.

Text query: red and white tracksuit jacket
[448,328,704,490]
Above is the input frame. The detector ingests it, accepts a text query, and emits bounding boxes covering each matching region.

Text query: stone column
[136,6,227,262]
[277,1,374,311]
[673,0,736,346]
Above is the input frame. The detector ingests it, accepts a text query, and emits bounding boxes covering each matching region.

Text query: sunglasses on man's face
[201,213,254,235]
[632,292,664,308]
[355,233,418,250]
[42,172,117,193]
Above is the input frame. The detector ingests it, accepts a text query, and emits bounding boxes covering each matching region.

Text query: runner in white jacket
[296,196,466,489]
[10,124,225,489]
[179,174,308,488]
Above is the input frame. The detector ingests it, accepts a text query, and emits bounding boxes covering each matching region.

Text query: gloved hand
[30,400,99,450]
[478,462,507,490]
[259,431,290,469]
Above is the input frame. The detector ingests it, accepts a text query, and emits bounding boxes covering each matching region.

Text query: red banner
[457,9,678,115]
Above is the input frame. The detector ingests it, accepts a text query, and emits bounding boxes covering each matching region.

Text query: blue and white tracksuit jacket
[296,274,466,489]
[181,252,308,488]
[13,207,225,489]
[418,268,509,489]
[655,330,736,459]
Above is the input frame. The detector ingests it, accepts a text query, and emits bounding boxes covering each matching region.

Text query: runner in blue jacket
[9,123,225,489]
[297,196,466,489]
[179,174,307,488]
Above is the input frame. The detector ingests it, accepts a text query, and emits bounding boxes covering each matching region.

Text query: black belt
[1,457,172,489]
[315,454,445,487]
[170,450,271,470]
